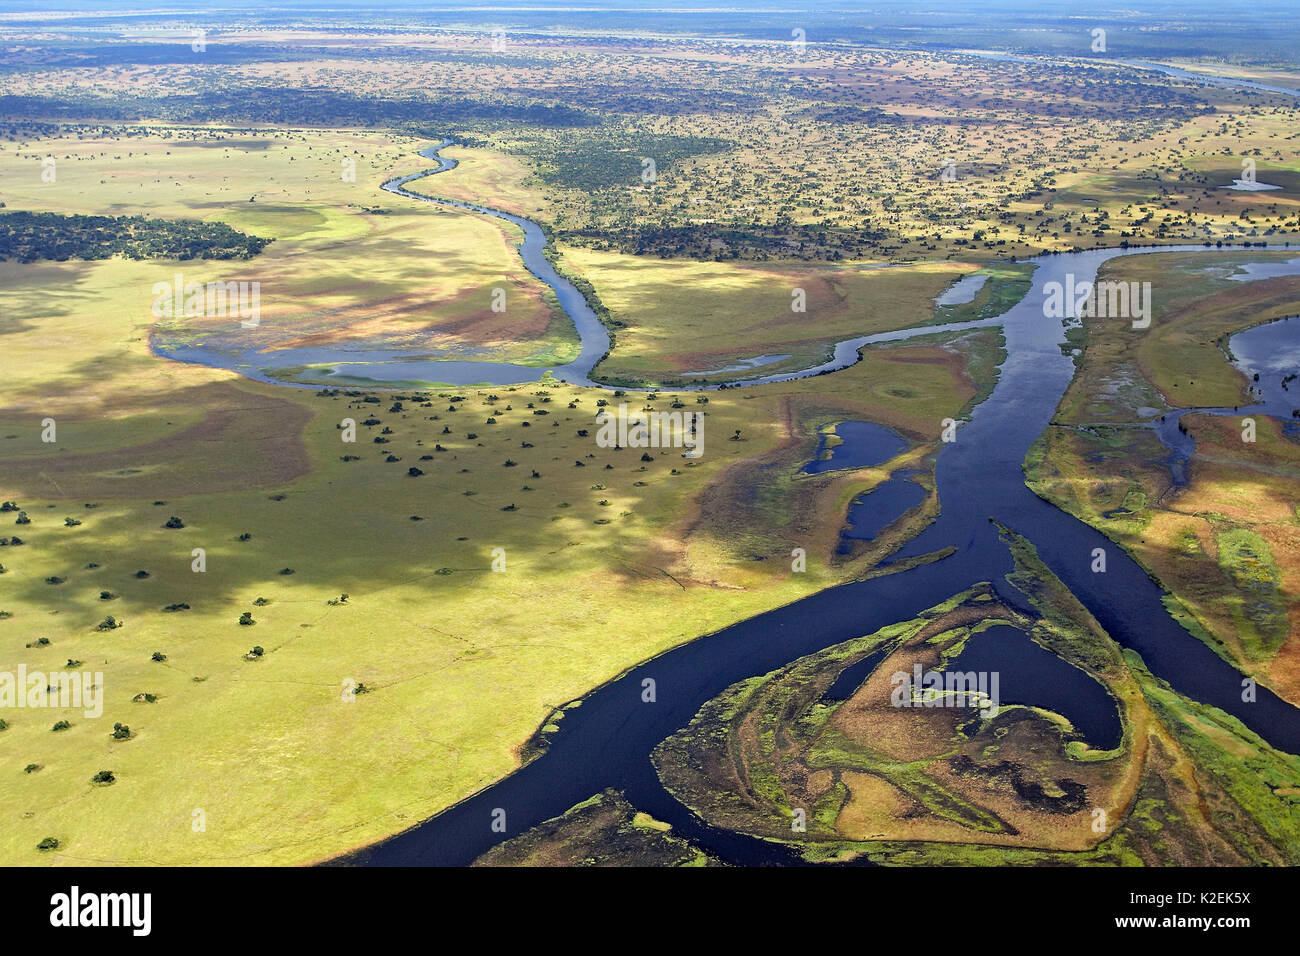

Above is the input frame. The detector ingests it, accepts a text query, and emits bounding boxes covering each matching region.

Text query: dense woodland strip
[0,91,597,129]
[0,211,272,262]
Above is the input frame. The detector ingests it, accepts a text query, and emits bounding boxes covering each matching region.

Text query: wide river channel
[293,144,1300,864]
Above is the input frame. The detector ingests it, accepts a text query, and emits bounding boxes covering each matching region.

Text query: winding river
[148,101,1299,864]
[378,141,1012,391]
[333,222,1300,862]
[379,141,612,387]
[155,45,1292,866]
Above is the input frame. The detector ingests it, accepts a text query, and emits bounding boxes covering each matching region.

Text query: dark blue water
[325,55,1300,861]
[837,476,928,553]
[341,244,1300,868]
[948,624,1122,749]
[822,646,891,703]
[1152,314,1300,482]
[801,420,908,474]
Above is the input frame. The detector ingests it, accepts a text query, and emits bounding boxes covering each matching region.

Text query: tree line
[0,211,272,263]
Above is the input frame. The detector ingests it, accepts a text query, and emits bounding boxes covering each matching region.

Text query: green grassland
[0,338,991,865]
[3,27,1299,868]
[399,145,548,220]
[0,123,999,863]
[0,129,578,376]
[405,145,1003,388]
[563,247,980,386]
[1027,250,1300,704]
